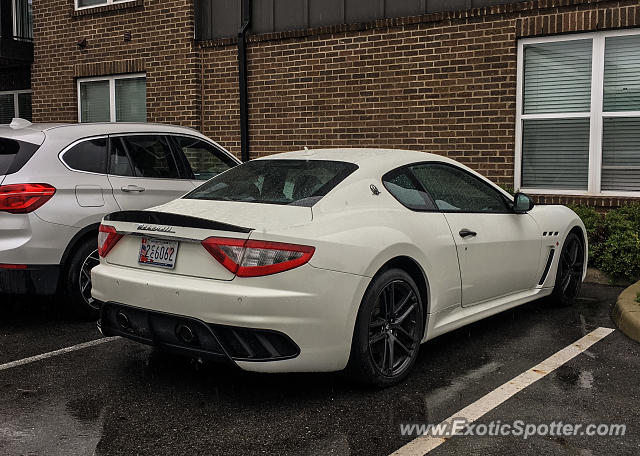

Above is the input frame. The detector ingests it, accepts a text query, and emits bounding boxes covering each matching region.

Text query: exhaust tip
[176,324,196,344]
[115,311,130,330]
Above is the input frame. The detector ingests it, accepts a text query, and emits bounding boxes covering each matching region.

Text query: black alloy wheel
[368,279,422,377]
[348,268,424,387]
[552,232,585,306]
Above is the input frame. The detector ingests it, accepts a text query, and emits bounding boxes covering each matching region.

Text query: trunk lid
[102,200,313,281]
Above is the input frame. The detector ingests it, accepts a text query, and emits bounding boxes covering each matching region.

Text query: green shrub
[570,203,640,282]
[599,230,640,282]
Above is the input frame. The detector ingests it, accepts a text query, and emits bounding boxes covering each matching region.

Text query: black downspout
[238,0,251,162]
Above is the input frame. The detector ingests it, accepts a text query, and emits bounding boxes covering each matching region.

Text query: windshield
[184,159,358,207]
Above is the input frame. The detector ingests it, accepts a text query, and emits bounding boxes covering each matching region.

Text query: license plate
[138,237,178,269]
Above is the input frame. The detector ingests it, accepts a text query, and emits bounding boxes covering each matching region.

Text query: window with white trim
[516,30,640,196]
[0,90,32,124]
[75,0,134,10]
[78,74,146,123]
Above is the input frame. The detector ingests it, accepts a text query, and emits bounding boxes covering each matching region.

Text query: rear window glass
[184,159,358,207]
[0,138,39,175]
[62,138,108,174]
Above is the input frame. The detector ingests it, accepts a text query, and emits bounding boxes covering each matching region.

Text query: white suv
[0,120,240,317]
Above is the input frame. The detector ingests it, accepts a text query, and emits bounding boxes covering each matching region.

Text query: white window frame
[0,89,32,119]
[515,29,640,198]
[74,0,135,12]
[77,73,146,123]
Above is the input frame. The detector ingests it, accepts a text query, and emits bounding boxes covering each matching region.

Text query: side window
[382,168,435,211]
[62,138,108,174]
[410,163,509,213]
[120,135,180,179]
[108,137,134,177]
[172,136,237,181]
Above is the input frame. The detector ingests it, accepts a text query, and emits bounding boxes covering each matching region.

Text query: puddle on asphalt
[0,395,105,456]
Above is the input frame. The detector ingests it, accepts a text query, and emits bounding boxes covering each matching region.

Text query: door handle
[459,228,477,238]
[121,185,145,193]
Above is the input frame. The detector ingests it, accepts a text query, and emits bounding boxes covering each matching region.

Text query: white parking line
[391,327,616,456]
[0,337,119,372]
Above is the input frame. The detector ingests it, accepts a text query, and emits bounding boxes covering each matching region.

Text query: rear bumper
[91,262,370,372]
[0,264,60,295]
[99,302,300,363]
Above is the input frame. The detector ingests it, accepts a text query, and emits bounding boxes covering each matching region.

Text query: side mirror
[514,192,534,213]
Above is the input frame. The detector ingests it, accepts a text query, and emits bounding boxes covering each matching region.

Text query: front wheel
[63,236,101,319]
[347,268,424,387]
[551,231,585,306]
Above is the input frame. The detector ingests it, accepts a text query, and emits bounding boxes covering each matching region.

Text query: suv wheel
[64,236,101,319]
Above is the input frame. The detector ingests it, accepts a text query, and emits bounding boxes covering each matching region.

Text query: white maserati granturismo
[91,149,587,386]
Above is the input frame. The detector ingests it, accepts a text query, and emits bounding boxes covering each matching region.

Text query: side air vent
[538,248,555,285]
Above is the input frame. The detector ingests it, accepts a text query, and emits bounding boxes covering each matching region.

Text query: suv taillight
[201,237,315,277]
[0,183,56,214]
[98,224,123,258]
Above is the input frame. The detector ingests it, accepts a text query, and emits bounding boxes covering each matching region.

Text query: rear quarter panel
[251,179,463,317]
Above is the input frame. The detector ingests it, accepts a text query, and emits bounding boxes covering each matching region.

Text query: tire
[551,231,585,307]
[63,235,101,319]
[347,268,425,387]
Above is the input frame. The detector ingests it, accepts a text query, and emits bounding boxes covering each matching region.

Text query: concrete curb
[611,280,640,343]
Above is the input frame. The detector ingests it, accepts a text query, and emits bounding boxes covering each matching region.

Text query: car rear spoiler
[103,211,253,233]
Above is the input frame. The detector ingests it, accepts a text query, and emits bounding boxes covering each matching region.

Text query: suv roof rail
[10,118,33,130]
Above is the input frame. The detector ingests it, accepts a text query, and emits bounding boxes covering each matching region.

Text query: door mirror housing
[514,192,534,213]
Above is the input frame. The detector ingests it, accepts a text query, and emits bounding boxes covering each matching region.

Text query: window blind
[523,40,592,114]
[77,0,105,7]
[0,95,15,124]
[521,119,590,190]
[602,117,640,191]
[115,77,147,122]
[604,35,640,112]
[17,92,32,121]
[80,81,110,123]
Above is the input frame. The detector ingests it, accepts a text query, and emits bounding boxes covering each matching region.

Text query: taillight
[0,183,56,214]
[201,237,315,277]
[0,264,27,270]
[98,224,123,258]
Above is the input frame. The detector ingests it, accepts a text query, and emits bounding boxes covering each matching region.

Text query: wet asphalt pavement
[1,284,639,456]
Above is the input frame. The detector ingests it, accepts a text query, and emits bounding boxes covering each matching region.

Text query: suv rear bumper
[0,264,60,295]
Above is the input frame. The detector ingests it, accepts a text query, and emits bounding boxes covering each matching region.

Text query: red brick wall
[244,20,516,185]
[31,0,200,127]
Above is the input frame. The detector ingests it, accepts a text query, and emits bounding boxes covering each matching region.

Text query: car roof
[0,122,209,145]
[256,148,460,173]
[0,122,240,162]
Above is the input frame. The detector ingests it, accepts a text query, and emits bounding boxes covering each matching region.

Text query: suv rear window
[62,138,108,174]
[0,138,40,175]
[184,159,358,207]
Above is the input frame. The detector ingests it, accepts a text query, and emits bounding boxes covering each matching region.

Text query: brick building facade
[29,0,640,208]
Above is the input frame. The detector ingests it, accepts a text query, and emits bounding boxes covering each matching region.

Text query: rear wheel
[551,232,585,306]
[348,268,424,387]
[63,236,101,319]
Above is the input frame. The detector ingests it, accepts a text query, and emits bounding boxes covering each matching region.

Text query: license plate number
[138,237,178,269]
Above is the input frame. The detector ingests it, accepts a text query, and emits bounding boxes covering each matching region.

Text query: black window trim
[58,135,109,176]
[383,161,516,215]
